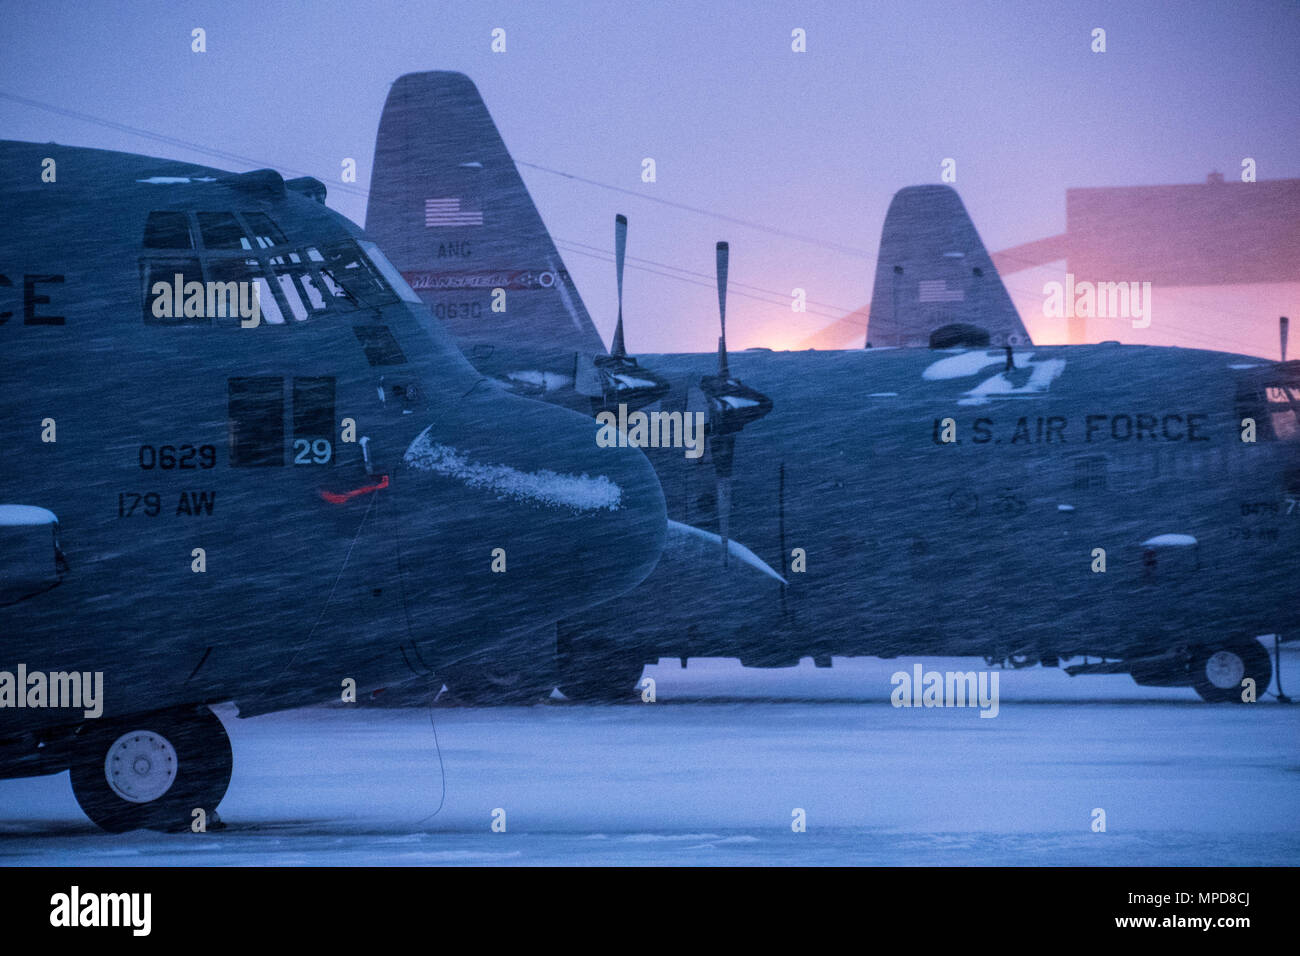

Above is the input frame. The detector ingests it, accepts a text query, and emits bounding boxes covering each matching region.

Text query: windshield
[1236,365,1300,442]
[244,239,401,320]
[1265,384,1300,441]
[140,210,406,324]
[358,239,422,304]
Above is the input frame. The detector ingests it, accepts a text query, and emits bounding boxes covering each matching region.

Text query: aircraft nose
[392,395,666,641]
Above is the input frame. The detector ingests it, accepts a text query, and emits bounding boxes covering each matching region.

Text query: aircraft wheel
[69,705,232,833]
[1191,640,1271,703]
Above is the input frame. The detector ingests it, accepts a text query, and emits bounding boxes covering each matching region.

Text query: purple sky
[3,0,1297,354]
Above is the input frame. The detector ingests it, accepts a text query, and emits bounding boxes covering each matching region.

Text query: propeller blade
[1282,316,1289,363]
[612,214,628,358]
[778,461,787,616]
[709,432,736,567]
[717,476,732,568]
[716,241,729,373]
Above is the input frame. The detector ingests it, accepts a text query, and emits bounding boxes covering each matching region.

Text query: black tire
[1191,640,1272,703]
[69,705,233,833]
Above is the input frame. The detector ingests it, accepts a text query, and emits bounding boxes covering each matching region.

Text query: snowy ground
[2,652,1297,865]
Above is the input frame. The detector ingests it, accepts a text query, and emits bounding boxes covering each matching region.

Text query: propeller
[611,213,627,358]
[1281,316,1289,363]
[697,240,773,566]
[575,213,669,414]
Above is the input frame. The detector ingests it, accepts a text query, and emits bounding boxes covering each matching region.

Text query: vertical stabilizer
[366,71,606,356]
[869,185,1031,348]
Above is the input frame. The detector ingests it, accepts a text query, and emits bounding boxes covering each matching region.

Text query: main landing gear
[1128,639,1274,703]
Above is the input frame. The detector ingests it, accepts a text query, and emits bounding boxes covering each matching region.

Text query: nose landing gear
[70,705,232,832]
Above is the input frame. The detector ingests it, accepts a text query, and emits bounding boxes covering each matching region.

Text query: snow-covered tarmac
[2,653,1297,865]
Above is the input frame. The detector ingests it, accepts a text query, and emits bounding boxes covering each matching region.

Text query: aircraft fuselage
[0,141,667,754]
[491,342,1299,667]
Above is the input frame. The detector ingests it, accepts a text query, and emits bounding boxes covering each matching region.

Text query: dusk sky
[3,0,1297,355]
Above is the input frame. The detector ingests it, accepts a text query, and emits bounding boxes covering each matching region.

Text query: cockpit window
[144,211,194,250]
[141,257,205,324]
[228,240,400,320]
[359,239,423,304]
[1236,367,1300,442]
[198,212,251,250]
[315,240,395,310]
[1266,385,1300,441]
[205,257,284,325]
[141,216,402,325]
[244,212,287,250]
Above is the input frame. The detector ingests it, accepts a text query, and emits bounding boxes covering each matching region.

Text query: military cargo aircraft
[0,139,669,830]
[365,71,1298,704]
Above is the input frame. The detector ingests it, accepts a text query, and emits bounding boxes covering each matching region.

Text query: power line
[554,236,862,315]
[515,159,873,259]
[3,89,1287,355]
[0,89,864,324]
[554,241,852,323]
[0,91,304,177]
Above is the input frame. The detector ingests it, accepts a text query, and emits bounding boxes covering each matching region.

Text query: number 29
[293,438,332,465]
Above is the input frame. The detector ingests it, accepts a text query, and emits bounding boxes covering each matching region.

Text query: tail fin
[868,185,1031,348]
[366,71,606,356]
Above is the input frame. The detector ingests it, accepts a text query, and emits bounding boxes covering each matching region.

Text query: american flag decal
[424,198,483,227]
[918,279,964,302]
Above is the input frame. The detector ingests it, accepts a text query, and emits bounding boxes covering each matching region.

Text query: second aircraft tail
[868,185,1031,348]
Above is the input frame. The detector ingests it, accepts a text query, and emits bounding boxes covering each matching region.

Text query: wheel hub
[104,730,179,803]
[1205,650,1245,690]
